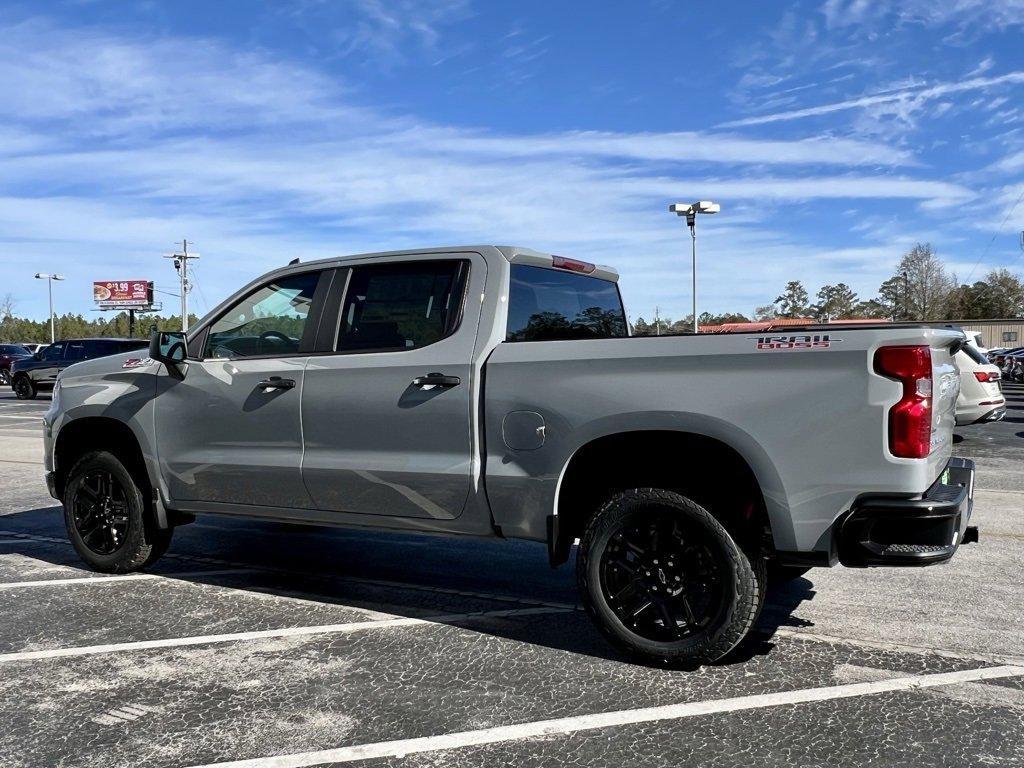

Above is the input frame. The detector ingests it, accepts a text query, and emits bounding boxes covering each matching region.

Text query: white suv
[955,343,1005,425]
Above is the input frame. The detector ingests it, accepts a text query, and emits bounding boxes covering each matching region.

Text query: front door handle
[411,372,461,389]
[257,376,296,391]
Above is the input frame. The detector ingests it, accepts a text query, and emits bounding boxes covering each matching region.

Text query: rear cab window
[506,264,628,342]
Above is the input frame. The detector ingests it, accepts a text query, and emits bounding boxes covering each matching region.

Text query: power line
[963,185,1024,284]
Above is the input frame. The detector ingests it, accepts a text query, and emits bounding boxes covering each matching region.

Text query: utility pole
[164,240,200,332]
[654,306,661,336]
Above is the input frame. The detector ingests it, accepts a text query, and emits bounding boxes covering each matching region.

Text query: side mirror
[33,352,41,360]
[149,330,187,365]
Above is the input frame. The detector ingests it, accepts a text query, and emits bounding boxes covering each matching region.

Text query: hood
[57,350,157,381]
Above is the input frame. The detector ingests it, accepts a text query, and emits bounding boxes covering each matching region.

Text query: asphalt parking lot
[1,387,1022,767]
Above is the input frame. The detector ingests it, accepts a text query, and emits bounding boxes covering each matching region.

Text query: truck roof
[275,246,620,283]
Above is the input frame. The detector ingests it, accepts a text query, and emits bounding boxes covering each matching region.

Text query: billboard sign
[93,280,152,307]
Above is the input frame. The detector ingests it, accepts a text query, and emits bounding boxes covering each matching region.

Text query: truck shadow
[3,506,817,668]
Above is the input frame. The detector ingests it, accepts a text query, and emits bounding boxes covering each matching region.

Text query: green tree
[895,243,954,321]
[773,281,810,318]
[813,283,858,321]
[632,316,652,336]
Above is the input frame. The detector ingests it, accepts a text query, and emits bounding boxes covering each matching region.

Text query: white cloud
[267,0,471,63]
[0,15,995,321]
[822,0,1024,32]
[719,71,1024,128]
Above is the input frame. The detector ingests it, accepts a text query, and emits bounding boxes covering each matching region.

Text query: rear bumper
[838,457,977,567]
[956,401,1005,426]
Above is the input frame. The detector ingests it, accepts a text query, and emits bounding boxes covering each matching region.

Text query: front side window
[337,261,467,352]
[506,264,628,342]
[205,272,321,359]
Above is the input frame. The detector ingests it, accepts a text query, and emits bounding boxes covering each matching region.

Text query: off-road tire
[13,375,36,399]
[63,451,168,573]
[578,488,764,668]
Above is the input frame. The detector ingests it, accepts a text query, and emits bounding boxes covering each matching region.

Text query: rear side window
[83,340,116,358]
[506,264,628,342]
[336,261,468,353]
[65,341,87,361]
[42,343,65,361]
[962,344,988,365]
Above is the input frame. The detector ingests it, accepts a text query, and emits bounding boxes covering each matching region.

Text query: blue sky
[1,0,1022,323]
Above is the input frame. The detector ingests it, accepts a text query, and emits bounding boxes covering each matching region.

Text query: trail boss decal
[755,334,840,350]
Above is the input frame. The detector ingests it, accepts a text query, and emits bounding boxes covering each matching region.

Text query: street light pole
[669,201,720,333]
[34,273,65,343]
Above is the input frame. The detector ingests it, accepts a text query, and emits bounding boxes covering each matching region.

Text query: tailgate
[929,333,962,474]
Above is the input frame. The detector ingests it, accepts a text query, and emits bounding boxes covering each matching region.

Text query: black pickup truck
[10,338,147,399]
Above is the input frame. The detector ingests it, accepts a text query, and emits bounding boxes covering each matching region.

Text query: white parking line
[0,568,251,590]
[0,606,569,664]
[184,665,1024,768]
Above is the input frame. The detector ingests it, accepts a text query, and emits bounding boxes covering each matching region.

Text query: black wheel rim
[72,470,130,555]
[15,378,29,396]
[599,507,728,643]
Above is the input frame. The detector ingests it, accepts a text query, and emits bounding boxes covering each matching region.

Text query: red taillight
[973,371,999,382]
[551,256,596,274]
[874,345,932,459]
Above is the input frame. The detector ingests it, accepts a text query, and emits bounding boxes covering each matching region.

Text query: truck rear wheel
[577,488,764,667]
[63,451,171,573]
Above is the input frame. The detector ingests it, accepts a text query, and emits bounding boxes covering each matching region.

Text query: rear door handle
[412,372,461,389]
[257,376,296,391]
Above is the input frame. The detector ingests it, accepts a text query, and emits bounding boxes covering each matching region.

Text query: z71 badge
[121,357,155,369]
[755,334,840,350]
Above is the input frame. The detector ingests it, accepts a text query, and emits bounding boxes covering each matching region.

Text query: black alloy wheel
[578,488,763,667]
[70,469,131,555]
[14,376,35,399]
[599,508,728,642]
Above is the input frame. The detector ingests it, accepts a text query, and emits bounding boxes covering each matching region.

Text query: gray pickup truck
[43,246,977,666]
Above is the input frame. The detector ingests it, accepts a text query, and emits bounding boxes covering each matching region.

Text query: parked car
[0,344,33,385]
[11,338,148,399]
[964,331,987,356]
[954,344,1005,425]
[42,246,977,667]
[1001,349,1024,383]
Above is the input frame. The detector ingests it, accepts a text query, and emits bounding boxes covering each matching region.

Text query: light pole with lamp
[34,273,64,344]
[669,201,720,333]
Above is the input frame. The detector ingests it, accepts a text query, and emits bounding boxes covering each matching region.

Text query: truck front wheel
[13,375,36,400]
[577,488,764,667]
[63,451,171,573]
